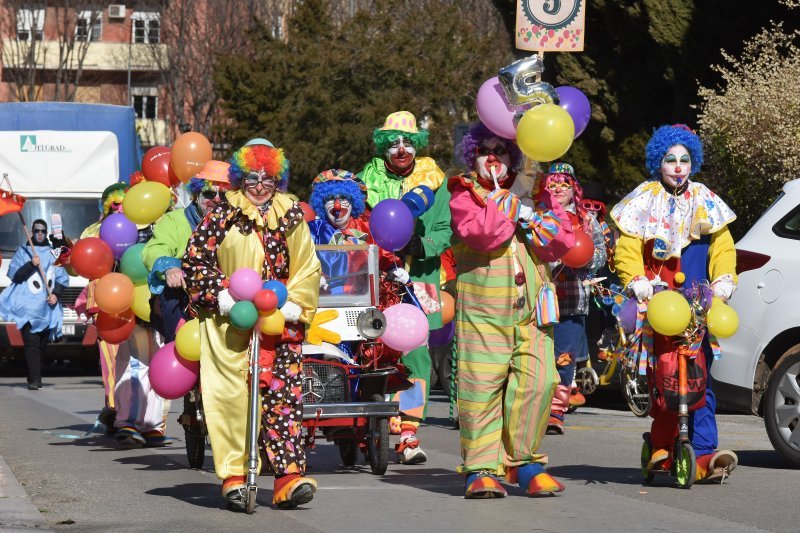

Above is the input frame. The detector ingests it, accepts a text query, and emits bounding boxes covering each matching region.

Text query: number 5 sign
[515,0,586,52]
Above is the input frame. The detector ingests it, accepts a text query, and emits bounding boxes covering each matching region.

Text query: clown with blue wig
[611,124,738,483]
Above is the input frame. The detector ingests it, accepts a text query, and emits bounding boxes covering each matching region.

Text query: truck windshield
[0,198,100,254]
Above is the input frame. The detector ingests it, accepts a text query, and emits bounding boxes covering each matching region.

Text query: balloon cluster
[225,268,288,336]
[646,286,739,339]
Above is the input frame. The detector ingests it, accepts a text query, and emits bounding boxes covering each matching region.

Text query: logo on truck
[19,135,68,153]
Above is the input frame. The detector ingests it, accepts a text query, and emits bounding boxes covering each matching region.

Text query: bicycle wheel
[621,368,651,417]
[674,441,696,489]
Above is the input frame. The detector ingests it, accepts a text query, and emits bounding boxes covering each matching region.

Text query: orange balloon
[171,132,212,183]
[299,201,316,222]
[95,272,135,315]
[440,291,455,325]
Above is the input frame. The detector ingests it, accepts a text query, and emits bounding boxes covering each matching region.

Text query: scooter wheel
[641,433,654,483]
[245,486,257,514]
[674,441,696,489]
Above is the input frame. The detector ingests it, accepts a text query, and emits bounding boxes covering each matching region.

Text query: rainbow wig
[101,183,127,215]
[309,170,366,220]
[373,128,429,155]
[459,121,523,172]
[187,177,231,196]
[645,124,704,179]
[227,144,290,191]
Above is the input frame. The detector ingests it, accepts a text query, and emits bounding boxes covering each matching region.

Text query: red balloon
[95,309,136,344]
[253,289,278,313]
[71,237,114,280]
[561,231,594,268]
[141,146,172,187]
[168,163,181,187]
[299,201,316,222]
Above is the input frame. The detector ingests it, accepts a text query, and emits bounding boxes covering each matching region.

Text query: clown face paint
[242,170,276,206]
[197,186,224,216]
[325,195,352,229]
[475,138,511,187]
[660,144,691,188]
[385,136,416,175]
[547,176,575,208]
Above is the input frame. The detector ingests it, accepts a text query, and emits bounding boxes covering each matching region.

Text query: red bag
[651,346,707,413]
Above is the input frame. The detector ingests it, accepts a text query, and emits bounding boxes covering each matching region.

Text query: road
[0,375,796,532]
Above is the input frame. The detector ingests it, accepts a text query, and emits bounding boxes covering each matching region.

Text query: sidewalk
[0,453,52,531]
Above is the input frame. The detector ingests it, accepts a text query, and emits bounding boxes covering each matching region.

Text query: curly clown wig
[309,169,366,220]
[101,183,127,216]
[645,124,704,179]
[227,144,290,191]
[187,178,231,197]
[459,121,523,172]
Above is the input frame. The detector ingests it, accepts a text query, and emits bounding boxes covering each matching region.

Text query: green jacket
[142,208,193,270]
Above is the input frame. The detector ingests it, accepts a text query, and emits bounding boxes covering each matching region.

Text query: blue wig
[645,124,704,179]
[310,179,366,221]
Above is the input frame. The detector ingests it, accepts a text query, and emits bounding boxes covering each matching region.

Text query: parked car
[713,179,800,467]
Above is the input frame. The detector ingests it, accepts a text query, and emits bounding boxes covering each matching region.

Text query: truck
[0,102,143,365]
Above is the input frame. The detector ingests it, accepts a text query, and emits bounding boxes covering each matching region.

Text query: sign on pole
[515,0,586,52]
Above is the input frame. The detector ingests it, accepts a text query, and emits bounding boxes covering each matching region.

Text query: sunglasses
[243,177,277,189]
[200,189,220,200]
[32,229,47,234]
[546,181,573,192]
[581,199,605,212]
[475,145,508,157]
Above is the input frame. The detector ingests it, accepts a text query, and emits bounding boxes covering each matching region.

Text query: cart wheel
[641,433,654,483]
[621,368,652,417]
[339,441,358,467]
[674,441,696,489]
[576,366,599,395]
[185,429,205,469]
[245,486,257,514]
[367,395,389,475]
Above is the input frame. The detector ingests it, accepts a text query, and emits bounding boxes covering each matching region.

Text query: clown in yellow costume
[183,144,321,511]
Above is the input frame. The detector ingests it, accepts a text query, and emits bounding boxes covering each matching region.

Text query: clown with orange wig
[183,144,321,511]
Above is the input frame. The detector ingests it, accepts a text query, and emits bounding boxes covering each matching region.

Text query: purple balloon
[99,212,139,259]
[150,341,199,400]
[429,320,455,347]
[369,199,414,252]
[555,86,591,139]
[476,76,526,140]
[619,297,639,335]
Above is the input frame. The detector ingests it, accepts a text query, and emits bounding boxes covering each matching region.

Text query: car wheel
[764,348,800,467]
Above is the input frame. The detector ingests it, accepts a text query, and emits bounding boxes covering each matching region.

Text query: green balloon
[120,243,149,284]
[230,301,258,330]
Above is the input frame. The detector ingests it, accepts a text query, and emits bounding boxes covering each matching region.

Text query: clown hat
[548,162,576,178]
[379,111,419,133]
[195,160,231,184]
[312,169,366,191]
[245,137,275,148]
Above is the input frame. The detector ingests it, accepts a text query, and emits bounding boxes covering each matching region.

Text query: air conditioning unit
[108,4,126,19]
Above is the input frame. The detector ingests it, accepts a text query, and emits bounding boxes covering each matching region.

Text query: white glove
[280,301,303,323]
[711,275,736,302]
[518,204,536,223]
[628,276,653,302]
[217,288,236,316]
[386,267,410,285]
[320,275,329,290]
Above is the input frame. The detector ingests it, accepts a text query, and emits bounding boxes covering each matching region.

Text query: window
[76,11,102,42]
[133,95,157,119]
[16,9,44,41]
[132,12,160,44]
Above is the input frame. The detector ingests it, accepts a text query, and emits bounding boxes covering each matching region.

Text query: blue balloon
[262,280,288,308]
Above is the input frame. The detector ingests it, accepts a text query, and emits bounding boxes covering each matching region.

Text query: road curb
[0,454,52,531]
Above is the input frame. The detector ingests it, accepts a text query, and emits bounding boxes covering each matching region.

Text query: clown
[611,124,738,483]
[183,144,321,511]
[359,111,452,465]
[449,121,573,499]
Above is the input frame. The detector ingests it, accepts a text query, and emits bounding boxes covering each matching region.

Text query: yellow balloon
[647,290,692,336]
[131,283,151,322]
[258,309,285,336]
[122,182,171,225]
[175,318,201,361]
[516,103,575,162]
[706,298,739,338]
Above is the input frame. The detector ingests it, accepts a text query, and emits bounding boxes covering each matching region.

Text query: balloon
[175,318,201,361]
[122,181,171,225]
[131,283,151,322]
[168,163,181,187]
[253,289,278,313]
[299,201,316,222]
[262,280,288,308]
[230,301,258,330]
[99,213,138,259]
[429,320,455,347]
[119,243,149,284]
[647,290,692,336]
[476,76,521,139]
[95,309,136,344]
[706,298,739,338]
[258,309,286,336]
[370,199,414,252]
[171,132,212,183]
[516,103,575,162]
[71,237,114,280]
[229,268,263,302]
[619,297,639,335]
[141,146,172,187]
[440,291,455,325]
[150,341,200,400]
[555,86,591,138]
[381,303,429,353]
[95,273,135,315]
[561,231,594,268]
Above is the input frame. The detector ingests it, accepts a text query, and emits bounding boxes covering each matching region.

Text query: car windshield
[0,198,99,254]
[316,244,379,307]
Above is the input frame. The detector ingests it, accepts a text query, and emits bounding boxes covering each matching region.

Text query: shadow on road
[377,467,464,496]
[547,464,644,486]
[736,449,798,470]
[146,482,228,510]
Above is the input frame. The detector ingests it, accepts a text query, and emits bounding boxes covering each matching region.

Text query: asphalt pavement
[0,375,796,532]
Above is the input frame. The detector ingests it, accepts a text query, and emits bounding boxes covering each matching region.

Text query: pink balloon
[229,268,263,302]
[476,76,527,140]
[381,303,429,353]
[150,341,199,400]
